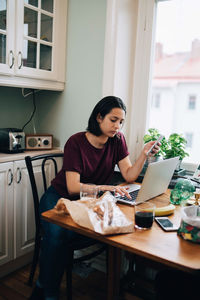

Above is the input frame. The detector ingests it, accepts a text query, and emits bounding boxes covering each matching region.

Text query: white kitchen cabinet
[0,0,67,91]
[0,153,63,271]
[14,157,63,258]
[0,162,14,266]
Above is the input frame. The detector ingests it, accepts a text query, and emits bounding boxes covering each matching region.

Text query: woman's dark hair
[87,96,126,136]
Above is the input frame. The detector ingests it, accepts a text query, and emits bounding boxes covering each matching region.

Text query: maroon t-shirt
[51,131,129,199]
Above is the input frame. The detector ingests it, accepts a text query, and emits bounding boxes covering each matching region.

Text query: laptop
[116,157,179,205]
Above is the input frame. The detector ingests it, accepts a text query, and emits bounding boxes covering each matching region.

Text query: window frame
[102,0,198,172]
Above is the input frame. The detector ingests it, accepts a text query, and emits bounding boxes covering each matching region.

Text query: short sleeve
[62,135,83,174]
[116,132,129,162]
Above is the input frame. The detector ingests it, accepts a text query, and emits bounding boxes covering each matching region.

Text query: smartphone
[155,217,179,232]
[146,135,164,156]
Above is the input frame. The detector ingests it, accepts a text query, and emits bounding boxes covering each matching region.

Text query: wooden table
[42,190,200,299]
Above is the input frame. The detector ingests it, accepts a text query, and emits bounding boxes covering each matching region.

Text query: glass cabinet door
[0,0,7,65]
[0,0,16,74]
[0,0,67,89]
[22,0,54,73]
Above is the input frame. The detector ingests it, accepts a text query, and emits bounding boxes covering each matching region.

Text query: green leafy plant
[164,133,189,161]
[143,129,189,161]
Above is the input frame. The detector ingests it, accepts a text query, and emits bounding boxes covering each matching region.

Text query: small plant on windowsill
[163,133,189,172]
[143,129,189,173]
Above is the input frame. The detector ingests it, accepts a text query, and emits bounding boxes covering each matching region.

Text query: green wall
[0,0,107,148]
[0,87,39,132]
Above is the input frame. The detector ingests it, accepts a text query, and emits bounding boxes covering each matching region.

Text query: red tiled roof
[153,49,200,80]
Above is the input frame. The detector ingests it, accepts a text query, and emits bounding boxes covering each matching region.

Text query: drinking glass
[134,202,156,230]
[80,184,98,200]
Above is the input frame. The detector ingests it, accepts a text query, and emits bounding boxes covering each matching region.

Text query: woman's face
[97,108,125,137]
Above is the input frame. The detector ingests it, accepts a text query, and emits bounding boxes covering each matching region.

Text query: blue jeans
[38,186,90,299]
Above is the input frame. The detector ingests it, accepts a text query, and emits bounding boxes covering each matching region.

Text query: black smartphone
[155,217,179,232]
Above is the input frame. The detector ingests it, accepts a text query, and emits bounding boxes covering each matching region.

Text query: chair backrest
[25,153,64,234]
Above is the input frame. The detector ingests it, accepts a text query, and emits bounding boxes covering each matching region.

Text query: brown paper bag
[55,192,134,235]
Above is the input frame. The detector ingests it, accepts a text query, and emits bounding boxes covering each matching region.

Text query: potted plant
[143,129,189,174]
[163,133,189,173]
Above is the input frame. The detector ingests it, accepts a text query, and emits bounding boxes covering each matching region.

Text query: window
[103,0,200,170]
[188,95,196,110]
[148,0,200,164]
[152,93,161,108]
[185,132,193,148]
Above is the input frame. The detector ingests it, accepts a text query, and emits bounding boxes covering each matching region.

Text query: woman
[29,96,159,300]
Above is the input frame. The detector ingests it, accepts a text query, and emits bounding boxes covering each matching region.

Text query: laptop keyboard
[117,189,139,203]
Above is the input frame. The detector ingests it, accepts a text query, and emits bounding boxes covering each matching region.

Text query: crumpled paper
[55,192,134,235]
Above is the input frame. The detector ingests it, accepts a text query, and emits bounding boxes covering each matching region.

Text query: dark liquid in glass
[135,211,154,228]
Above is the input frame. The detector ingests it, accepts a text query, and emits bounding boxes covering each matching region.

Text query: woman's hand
[66,172,131,199]
[143,141,160,157]
[98,185,131,199]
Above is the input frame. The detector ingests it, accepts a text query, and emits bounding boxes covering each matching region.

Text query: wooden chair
[25,153,107,300]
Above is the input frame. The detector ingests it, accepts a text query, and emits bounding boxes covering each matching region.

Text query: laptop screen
[116,157,179,205]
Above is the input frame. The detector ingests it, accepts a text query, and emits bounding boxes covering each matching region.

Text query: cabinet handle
[9,50,15,69]
[18,51,23,69]
[16,167,22,184]
[7,169,13,186]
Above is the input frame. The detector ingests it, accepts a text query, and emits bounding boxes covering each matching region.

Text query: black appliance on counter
[0,128,25,153]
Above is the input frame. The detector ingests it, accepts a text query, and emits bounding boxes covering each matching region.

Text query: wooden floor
[0,264,144,300]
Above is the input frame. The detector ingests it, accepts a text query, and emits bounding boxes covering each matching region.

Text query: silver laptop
[116,157,179,205]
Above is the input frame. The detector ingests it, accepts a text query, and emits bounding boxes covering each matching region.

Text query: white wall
[0,87,39,132]
[150,86,175,136]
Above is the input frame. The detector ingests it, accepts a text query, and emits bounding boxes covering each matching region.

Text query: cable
[22,88,41,98]
[21,90,36,132]
[22,88,33,98]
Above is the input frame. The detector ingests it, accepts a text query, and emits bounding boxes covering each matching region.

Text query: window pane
[24,0,38,7]
[188,95,196,109]
[24,7,38,39]
[41,14,53,42]
[41,0,53,13]
[185,133,193,148]
[0,0,6,30]
[0,34,6,63]
[149,0,200,163]
[40,44,52,71]
[152,93,161,109]
[23,40,37,68]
